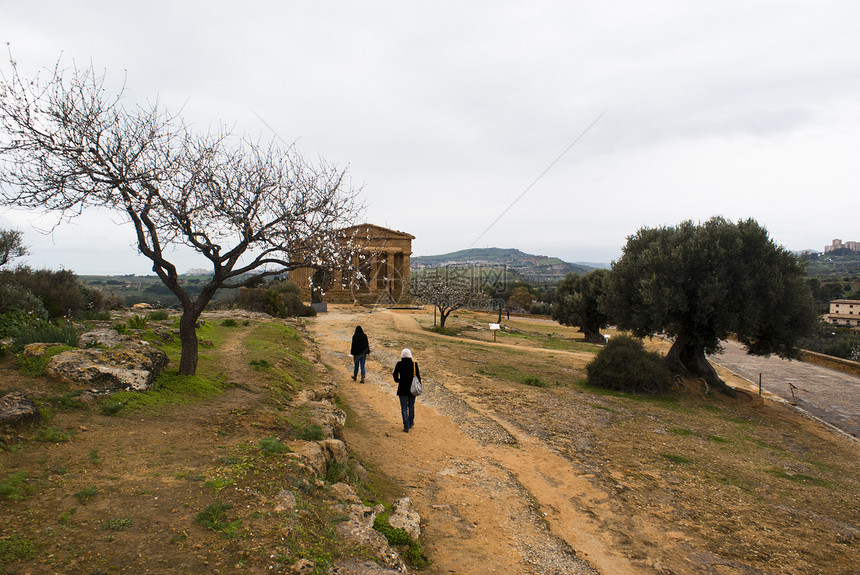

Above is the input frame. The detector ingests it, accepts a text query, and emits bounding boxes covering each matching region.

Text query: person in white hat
[392,348,420,432]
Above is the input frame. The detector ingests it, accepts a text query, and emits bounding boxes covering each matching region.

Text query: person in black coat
[350,326,370,382]
[392,348,420,432]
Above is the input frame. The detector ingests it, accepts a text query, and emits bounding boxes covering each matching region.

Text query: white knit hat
[400,348,413,359]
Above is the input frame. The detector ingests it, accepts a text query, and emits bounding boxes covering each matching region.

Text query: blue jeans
[353,353,367,378]
[399,394,415,429]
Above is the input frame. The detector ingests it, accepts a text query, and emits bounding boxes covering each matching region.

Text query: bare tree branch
[0,54,363,374]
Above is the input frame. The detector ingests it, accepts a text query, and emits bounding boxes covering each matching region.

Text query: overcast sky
[2,1,859,275]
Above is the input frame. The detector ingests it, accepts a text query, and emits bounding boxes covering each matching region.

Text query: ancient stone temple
[289,224,414,305]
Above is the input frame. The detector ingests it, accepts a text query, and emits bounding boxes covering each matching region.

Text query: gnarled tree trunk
[581,326,606,344]
[665,336,737,397]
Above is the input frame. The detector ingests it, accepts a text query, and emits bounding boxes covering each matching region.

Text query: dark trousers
[353,354,366,377]
[399,394,415,429]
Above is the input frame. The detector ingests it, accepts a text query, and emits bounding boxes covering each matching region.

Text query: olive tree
[605,217,816,396]
[0,57,361,375]
[553,268,609,343]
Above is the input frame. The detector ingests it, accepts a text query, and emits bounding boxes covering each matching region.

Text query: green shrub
[148,310,169,321]
[0,471,31,501]
[371,510,430,568]
[298,424,325,441]
[0,310,29,339]
[0,281,48,319]
[221,318,238,327]
[18,344,74,377]
[1,304,48,337]
[99,400,127,416]
[11,321,79,353]
[373,513,412,545]
[196,500,241,537]
[73,486,98,502]
[127,314,149,329]
[404,541,431,569]
[48,390,85,410]
[325,459,350,484]
[34,426,71,443]
[259,437,290,454]
[234,280,316,318]
[429,325,458,336]
[249,359,272,370]
[800,323,860,361]
[5,267,85,318]
[74,309,112,321]
[529,302,553,315]
[586,335,672,394]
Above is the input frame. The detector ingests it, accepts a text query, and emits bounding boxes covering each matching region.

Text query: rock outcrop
[387,497,422,542]
[42,341,168,391]
[0,391,41,427]
[330,481,409,573]
[278,441,417,574]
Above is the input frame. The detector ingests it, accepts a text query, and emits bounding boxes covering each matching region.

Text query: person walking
[393,348,420,432]
[350,326,370,382]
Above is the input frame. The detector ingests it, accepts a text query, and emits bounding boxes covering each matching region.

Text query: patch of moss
[0,535,36,565]
[0,471,31,501]
[103,370,225,412]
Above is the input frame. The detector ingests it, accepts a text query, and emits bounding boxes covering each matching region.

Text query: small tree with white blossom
[410,268,488,329]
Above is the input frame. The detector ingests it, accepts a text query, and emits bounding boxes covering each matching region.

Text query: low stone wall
[801,349,860,377]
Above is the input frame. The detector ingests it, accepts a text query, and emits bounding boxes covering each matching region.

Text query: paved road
[709,340,860,439]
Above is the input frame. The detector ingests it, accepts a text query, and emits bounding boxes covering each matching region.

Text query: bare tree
[0,56,361,374]
[0,228,28,267]
[410,268,488,329]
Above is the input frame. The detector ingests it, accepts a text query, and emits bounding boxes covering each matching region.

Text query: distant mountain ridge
[411,248,599,283]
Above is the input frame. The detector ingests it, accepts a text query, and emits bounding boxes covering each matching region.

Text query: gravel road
[710,340,860,439]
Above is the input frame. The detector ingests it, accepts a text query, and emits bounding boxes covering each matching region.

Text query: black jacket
[393,358,420,397]
[350,330,370,356]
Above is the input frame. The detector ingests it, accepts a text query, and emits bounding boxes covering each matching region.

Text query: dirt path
[311,306,860,575]
[312,306,651,575]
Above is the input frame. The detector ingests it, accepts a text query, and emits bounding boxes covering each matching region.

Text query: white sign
[489,323,501,330]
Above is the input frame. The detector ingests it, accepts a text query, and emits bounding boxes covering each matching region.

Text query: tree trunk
[439,307,451,329]
[177,307,203,375]
[581,326,605,344]
[665,336,737,397]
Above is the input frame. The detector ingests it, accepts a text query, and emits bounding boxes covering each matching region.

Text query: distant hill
[802,251,860,280]
[411,248,598,283]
